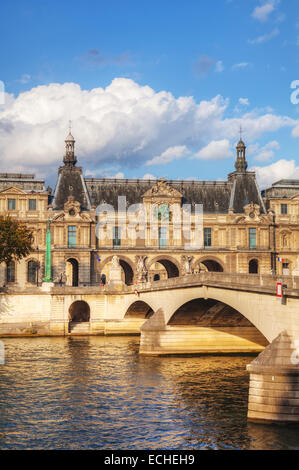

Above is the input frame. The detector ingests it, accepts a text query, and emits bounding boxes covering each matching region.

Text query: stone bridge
[1,271,299,424]
[125,272,299,354]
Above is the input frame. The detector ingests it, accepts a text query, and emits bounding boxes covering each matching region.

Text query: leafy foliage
[0,216,33,264]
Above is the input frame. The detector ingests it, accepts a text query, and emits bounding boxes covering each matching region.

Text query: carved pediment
[243,202,262,222]
[64,196,81,216]
[0,186,27,195]
[142,178,182,200]
[233,202,271,224]
[52,212,65,221]
[52,196,93,222]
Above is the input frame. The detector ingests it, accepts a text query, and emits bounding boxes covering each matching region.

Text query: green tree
[0,216,33,264]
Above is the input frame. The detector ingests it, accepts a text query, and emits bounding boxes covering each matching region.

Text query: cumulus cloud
[239,98,250,106]
[251,159,299,189]
[0,78,297,178]
[145,145,189,166]
[248,28,280,44]
[252,1,278,22]
[193,139,233,160]
[142,173,157,180]
[254,140,280,162]
[292,123,299,137]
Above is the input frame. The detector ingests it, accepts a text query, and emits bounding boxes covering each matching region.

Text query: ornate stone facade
[1,132,299,288]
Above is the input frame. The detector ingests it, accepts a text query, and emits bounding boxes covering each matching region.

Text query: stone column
[247,330,299,423]
[42,218,54,291]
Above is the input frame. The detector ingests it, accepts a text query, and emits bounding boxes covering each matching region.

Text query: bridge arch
[147,255,180,278]
[125,300,154,319]
[140,291,269,354]
[167,297,268,350]
[68,300,90,322]
[139,285,274,342]
[193,257,224,273]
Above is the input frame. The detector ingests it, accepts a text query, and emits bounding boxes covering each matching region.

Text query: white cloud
[110,172,125,179]
[232,62,250,70]
[142,173,156,180]
[252,140,280,162]
[239,98,250,106]
[145,145,189,166]
[251,159,299,189]
[0,78,297,178]
[248,28,280,44]
[252,1,278,22]
[16,74,31,84]
[193,139,233,160]
[215,60,224,73]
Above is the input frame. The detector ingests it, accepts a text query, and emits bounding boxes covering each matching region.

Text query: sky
[0,0,299,189]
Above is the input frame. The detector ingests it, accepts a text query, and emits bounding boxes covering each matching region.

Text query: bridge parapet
[129,272,299,297]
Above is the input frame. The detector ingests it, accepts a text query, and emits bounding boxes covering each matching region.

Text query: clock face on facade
[154,204,170,220]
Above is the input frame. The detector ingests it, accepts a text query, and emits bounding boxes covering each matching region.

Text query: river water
[0,336,298,450]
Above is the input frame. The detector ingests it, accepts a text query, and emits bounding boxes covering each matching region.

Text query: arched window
[249,259,258,274]
[66,258,79,286]
[6,261,15,283]
[27,260,38,284]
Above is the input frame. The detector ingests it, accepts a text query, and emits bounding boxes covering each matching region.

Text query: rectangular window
[6,261,15,283]
[29,199,36,211]
[27,260,37,284]
[282,262,290,276]
[281,204,288,215]
[68,226,77,247]
[8,199,16,210]
[159,227,167,248]
[204,228,212,248]
[249,228,256,249]
[113,226,121,247]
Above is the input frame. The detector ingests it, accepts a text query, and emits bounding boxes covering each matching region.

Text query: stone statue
[293,256,299,276]
[181,255,193,275]
[136,255,148,283]
[108,255,123,289]
[111,255,120,268]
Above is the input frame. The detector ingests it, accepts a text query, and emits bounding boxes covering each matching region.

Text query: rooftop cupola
[235,136,248,172]
[63,122,77,167]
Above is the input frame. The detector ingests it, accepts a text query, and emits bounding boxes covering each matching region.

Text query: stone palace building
[0,131,298,288]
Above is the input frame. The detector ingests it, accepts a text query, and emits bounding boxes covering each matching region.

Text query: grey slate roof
[84,178,232,213]
[52,166,91,210]
[83,171,265,214]
[229,172,265,214]
[262,179,299,199]
[0,173,45,192]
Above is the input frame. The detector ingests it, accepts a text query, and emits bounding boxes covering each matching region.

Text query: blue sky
[0,0,299,188]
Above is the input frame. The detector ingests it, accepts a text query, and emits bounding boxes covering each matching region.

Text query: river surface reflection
[0,337,298,450]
